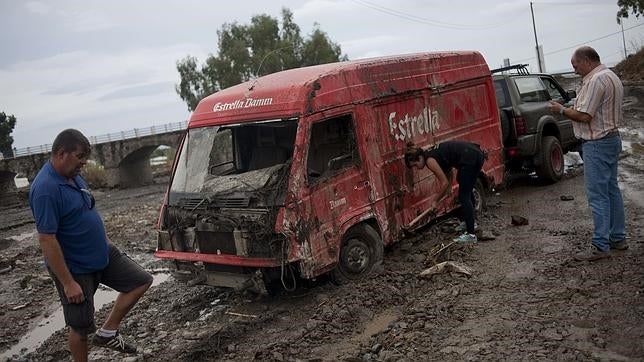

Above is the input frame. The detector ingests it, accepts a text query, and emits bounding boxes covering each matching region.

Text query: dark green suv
[492,64,581,183]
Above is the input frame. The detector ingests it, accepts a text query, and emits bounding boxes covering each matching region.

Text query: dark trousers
[457,158,484,234]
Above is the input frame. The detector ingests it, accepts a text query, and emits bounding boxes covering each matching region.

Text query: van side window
[514,77,550,102]
[307,114,359,183]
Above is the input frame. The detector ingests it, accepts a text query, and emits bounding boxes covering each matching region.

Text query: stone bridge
[0,122,185,205]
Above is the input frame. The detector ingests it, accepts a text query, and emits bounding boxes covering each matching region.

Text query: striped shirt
[573,64,623,140]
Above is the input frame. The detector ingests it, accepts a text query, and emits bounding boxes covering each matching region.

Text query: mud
[0,86,642,361]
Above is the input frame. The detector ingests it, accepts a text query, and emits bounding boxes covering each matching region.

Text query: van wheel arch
[331,223,384,285]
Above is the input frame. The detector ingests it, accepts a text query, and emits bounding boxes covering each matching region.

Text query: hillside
[614,47,644,82]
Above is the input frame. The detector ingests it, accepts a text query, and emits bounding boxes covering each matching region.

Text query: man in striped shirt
[549,46,626,261]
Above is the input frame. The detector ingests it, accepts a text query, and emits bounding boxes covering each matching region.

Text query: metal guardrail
[6,121,187,159]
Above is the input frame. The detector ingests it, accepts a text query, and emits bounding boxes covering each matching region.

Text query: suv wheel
[535,136,563,183]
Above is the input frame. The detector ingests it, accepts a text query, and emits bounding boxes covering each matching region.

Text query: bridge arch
[0,123,184,200]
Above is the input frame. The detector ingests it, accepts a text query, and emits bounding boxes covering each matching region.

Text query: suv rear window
[513,77,550,102]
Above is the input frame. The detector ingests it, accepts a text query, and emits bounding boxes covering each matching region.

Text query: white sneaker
[453,233,477,243]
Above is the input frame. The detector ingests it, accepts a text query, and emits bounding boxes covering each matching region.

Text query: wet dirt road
[1,85,642,361]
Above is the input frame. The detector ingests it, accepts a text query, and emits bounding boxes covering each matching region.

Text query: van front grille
[180,197,250,209]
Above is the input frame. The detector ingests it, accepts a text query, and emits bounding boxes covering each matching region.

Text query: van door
[295,112,372,276]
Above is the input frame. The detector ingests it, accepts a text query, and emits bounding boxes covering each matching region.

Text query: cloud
[24,1,116,32]
[98,82,174,101]
[59,8,117,32]
[25,1,52,15]
[1,45,201,148]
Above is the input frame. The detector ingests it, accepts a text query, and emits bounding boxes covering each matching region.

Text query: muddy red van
[155,52,505,293]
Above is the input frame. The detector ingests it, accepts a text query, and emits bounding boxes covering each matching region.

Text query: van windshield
[170,119,297,194]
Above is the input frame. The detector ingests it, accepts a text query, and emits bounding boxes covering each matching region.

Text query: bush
[81,162,108,188]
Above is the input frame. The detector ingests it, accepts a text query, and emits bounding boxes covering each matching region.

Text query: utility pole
[620,19,627,59]
[530,2,543,72]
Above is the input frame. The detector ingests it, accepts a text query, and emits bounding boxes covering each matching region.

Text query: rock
[410,254,426,263]
[399,241,413,251]
[511,215,529,226]
[478,231,496,241]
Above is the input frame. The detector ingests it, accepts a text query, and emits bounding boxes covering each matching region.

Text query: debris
[560,195,574,201]
[428,241,456,261]
[403,208,437,234]
[186,274,206,287]
[225,311,258,318]
[11,303,30,311]
[0,266,12,274]
[418,261,473,279]
[511,215,529,226]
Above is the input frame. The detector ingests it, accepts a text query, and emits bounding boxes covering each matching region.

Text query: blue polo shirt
[29,162,109,273]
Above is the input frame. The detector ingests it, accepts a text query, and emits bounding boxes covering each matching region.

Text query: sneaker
[92,331,137,354]
[455,222,478,233]
[573,248,610,262]
[453,233,477,243]
[609,240,628,250]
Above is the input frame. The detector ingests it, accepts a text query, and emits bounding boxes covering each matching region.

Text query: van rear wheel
[332,224,383,285]
[473,179,487,213]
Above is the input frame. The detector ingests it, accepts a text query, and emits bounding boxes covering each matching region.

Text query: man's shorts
[50,244,153,336]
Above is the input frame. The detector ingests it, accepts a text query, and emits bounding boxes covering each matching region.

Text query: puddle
[1,272,171,359]
[351,309,400,343]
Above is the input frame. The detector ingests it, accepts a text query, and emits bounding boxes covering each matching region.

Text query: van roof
[190,51,489,128]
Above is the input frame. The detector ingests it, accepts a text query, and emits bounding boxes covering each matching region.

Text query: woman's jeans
[582,135,625,251]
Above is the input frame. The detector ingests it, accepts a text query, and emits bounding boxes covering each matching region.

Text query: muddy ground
[1,85,643,361]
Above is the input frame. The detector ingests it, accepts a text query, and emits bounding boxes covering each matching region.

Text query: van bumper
[154,250,281,268]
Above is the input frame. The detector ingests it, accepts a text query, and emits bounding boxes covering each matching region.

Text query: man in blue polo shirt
[29,129,152,361]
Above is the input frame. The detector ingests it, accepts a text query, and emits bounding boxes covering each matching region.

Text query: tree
[617,0,644,23]
[176,8,348,111]
[0,112,17,158]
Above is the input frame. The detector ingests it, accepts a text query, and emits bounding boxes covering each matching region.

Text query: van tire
[472,179,487,213]
[535,136,563,183]
[332,224,383,285]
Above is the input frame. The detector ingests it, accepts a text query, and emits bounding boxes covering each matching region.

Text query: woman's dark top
[423,141,484,174]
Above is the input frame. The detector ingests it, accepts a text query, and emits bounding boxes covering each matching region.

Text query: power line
[531,1,615,5]
[349,0,515,30]
[514,22,644,63]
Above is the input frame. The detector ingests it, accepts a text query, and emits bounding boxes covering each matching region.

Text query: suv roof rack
[491,64,530,75]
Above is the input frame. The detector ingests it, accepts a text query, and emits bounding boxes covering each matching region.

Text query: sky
[1,0,642,150]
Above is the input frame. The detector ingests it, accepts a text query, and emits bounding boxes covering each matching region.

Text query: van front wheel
[332,224,383,285]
